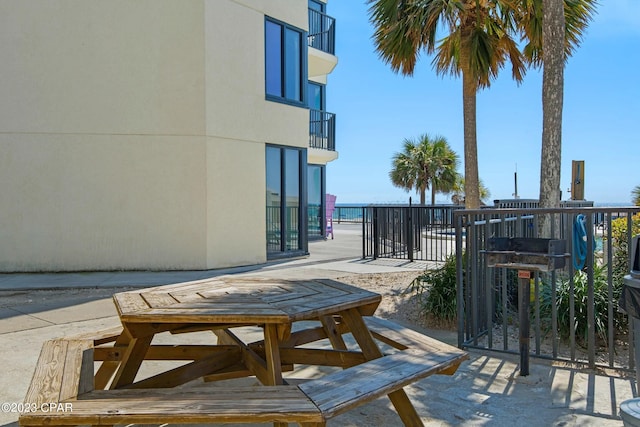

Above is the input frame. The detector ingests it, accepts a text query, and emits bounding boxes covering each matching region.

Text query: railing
[309,109,335,151]
[362,205,464,263]
[308,8,335,55]
[333,206,364,223]
[454,206,640,372]
[492,198,595,209]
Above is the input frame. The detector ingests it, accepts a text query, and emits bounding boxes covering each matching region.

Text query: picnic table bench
[19,278,468,426]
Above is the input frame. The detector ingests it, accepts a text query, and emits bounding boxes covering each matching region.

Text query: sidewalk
[0,224,634,426]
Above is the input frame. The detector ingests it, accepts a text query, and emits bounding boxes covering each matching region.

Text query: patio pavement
[0,224,635,426]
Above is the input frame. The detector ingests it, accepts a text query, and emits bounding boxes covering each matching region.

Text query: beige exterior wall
[0,134,208,271]
[0,0,313,271]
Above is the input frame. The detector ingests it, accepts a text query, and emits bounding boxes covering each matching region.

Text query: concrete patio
[0,224,635,426]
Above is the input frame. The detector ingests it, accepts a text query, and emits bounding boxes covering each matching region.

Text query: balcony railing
[309,109,335,151]
[308,8,335,55]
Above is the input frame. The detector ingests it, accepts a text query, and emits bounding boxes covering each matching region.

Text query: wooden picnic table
[104,277,378,387]
[20,276,469,426]
[100,276,425,424]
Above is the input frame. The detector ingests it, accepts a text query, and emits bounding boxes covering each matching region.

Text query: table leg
[263,324,288,427]
[263,324,284,386]
[319,315,348,351]
[110,334,153,389]
[341,308,424,427]
[94,329,132,389]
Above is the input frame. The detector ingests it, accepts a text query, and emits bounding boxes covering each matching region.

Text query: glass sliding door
[266,145,307,258]
[266,147,282,254]
[284,149,300,251]
[307,165,324,239]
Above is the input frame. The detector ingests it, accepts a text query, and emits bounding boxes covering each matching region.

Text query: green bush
[409,254,458,324]
[609,213,640,288]
[539,264,623,347]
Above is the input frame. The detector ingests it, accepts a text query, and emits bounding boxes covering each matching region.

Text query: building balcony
[308,8,335,55]
[309,109,335,151]
[307,8,337,79]
[309,109,338,164]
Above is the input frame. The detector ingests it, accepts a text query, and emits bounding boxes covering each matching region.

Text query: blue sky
[325,1,639,205]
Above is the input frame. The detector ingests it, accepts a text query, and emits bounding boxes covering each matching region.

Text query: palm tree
[518,0,596,215]
[451,176,491,206]
[368,0,526,209]
[632,185,640,206]
[389,134,459,205]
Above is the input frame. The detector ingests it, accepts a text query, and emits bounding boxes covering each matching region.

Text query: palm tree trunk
[431,187,436,205]
[461,52,480,210]
[539,0,565,236]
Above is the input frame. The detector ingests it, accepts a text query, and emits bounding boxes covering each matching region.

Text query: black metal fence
[362,205,464,263]
[454,206,640,372]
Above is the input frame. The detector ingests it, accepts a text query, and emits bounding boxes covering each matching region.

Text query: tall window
[307,164,325,239]
[265,18,306,105]
[266,146,308,257]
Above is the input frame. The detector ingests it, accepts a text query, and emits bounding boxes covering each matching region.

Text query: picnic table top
[113,277,382,325]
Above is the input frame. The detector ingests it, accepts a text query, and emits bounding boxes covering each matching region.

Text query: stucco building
[0,0,338,271]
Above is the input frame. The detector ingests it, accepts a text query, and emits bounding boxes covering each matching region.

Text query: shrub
[609,213,640,288]
[539,264,623,347]
[409,254,458,325]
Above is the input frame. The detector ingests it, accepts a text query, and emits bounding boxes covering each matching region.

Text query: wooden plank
[21,387,324,426]
[279,348,365,368]
[119,307,289,324]
[94,344,238,362]
[279,325,329,348]
[62,326,124,345]
[59,340,94,400]
[23,340,68,406]
[203,364,294,382]
[281,292,382,322]
[139,291,179,309]
[124,349,240,389]
[300,350,461,420]
[340,308,423,426]
[170,323,255,334]
[364,316,468,363]
[112,293,150,316]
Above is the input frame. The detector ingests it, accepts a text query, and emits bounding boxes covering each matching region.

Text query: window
[309,0,325,13]
[308,81,324,110]
[266,146,308,257]
[265,18,306,106]
[307,164,325,239]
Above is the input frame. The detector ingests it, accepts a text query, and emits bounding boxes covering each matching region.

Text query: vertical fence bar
[407,201,414,262]
[361,207,366,259]
[606,212,614,367]
[551,269,558,358]
[587,213,596,368]
[456,211,465,348]
[470,214,479,346]
[372,207,378,260]
[628,213,636,373]
[485,212,493,348]
[569,213,576,361]
[534,271,541,356]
